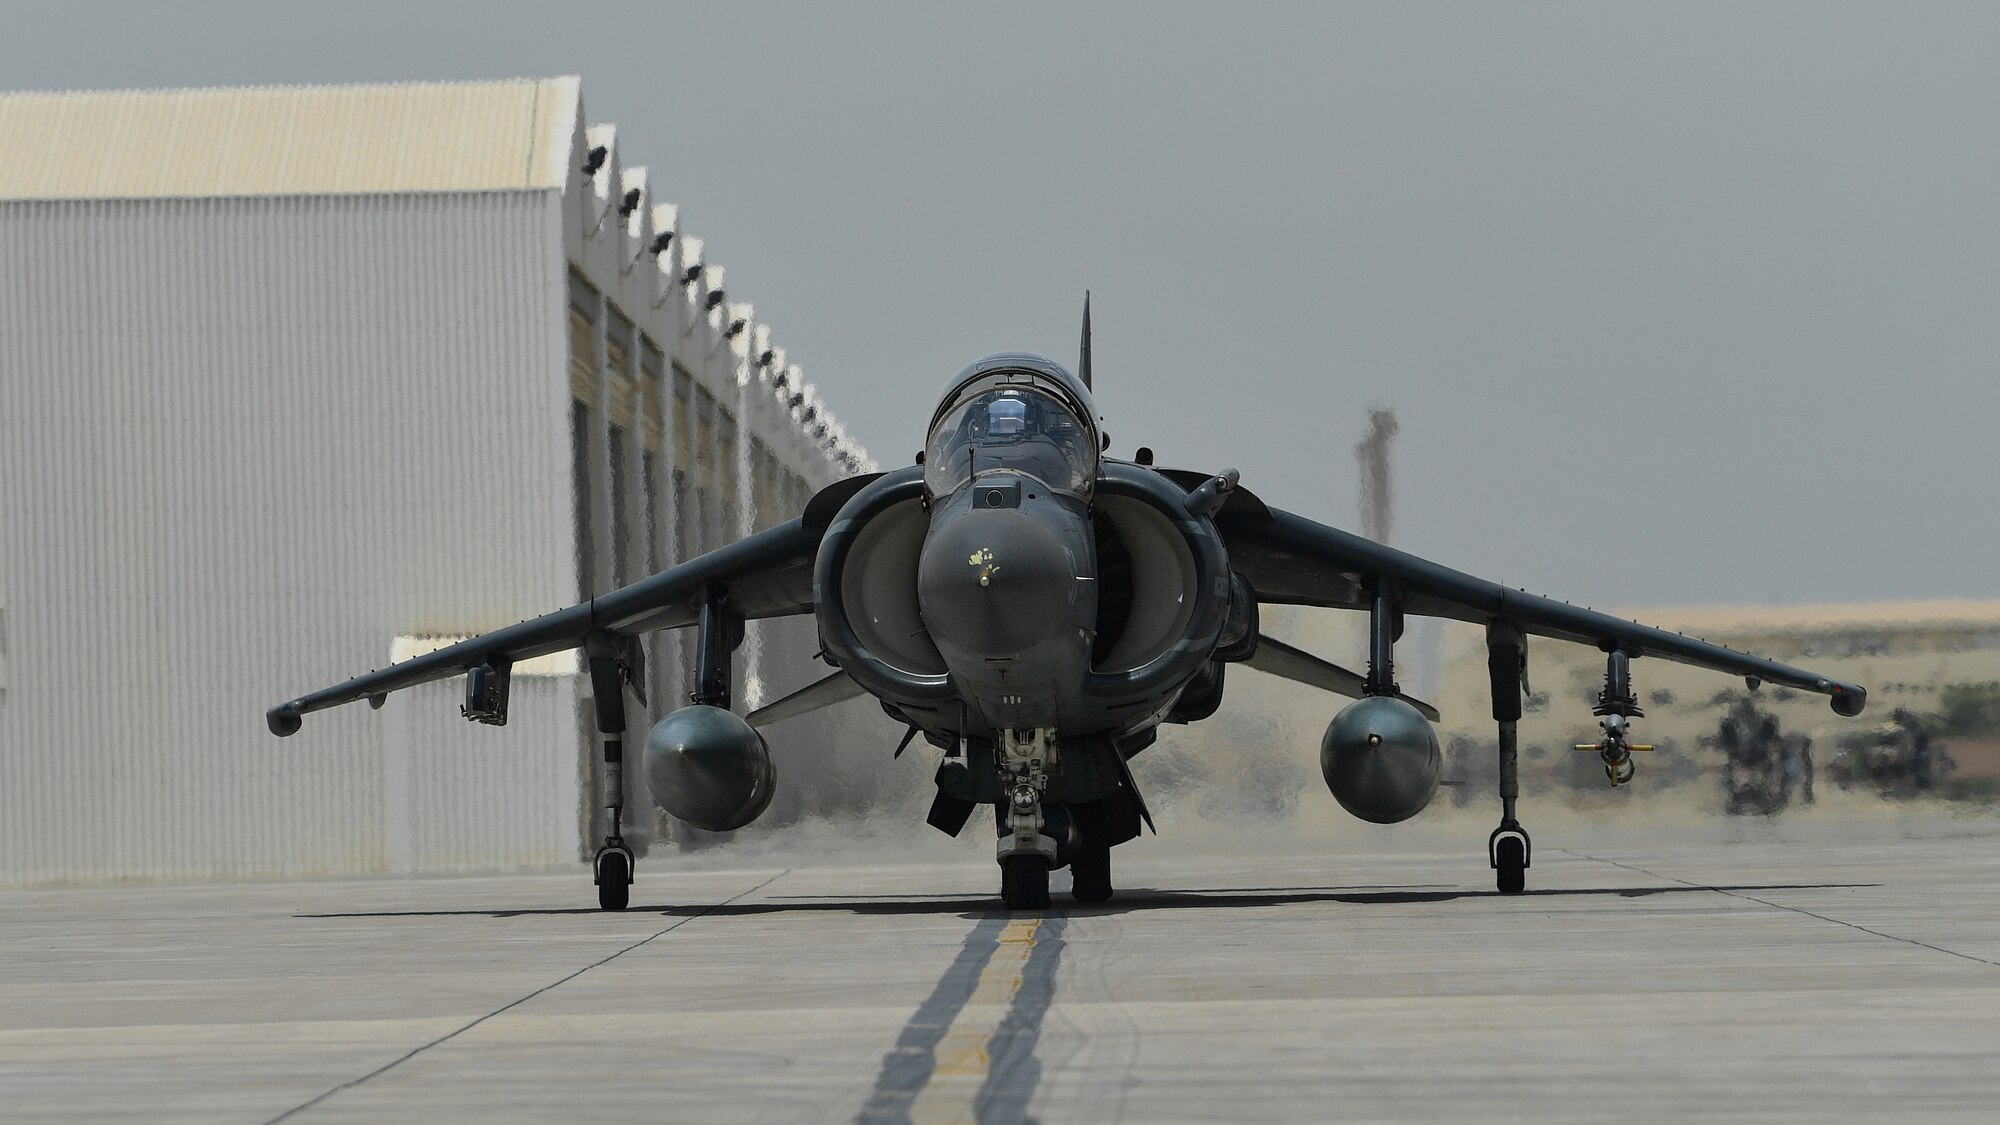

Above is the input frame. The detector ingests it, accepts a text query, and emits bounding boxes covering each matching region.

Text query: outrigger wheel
[594,845,633,911]
[1492,829,1528,896]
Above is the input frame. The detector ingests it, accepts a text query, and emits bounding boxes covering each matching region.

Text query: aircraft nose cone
[917,508,1078,658]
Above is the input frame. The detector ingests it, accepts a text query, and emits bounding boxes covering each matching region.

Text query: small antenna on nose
[1078,291,1092,391]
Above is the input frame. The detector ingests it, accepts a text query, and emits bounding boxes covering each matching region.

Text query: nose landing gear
[1000,853,1051,911]
[996,727,1058,910]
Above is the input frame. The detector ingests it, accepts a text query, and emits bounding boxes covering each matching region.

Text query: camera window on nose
[979,480,1021,509]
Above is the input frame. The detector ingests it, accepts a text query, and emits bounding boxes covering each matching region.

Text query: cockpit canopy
[924,361,1099,498]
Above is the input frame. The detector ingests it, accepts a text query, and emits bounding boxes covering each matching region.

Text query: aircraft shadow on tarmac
[297,881,1877,921]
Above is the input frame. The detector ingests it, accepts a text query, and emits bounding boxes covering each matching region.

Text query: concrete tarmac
[4,835,1999,1123]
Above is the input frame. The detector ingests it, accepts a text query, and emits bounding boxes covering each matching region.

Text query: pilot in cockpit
[987,395,1029,437]
[926,380,1096,499]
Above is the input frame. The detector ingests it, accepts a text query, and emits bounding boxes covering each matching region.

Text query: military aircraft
[268,302,1868,910]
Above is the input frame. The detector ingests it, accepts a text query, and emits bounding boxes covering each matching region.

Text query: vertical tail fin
[1078,291,1093,390]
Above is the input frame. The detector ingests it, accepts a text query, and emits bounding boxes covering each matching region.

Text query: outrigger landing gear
[1486,622,1531,895]
[996,728,1058,911]
[587,631,638,912]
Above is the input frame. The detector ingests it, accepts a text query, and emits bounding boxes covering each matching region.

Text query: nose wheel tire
[595,849,632,911]
[1000,855,1051,911]
[1494,835,1526,895]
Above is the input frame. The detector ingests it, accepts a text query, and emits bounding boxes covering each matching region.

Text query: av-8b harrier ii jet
[268,306,1868,911]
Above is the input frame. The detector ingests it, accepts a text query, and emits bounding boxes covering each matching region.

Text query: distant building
[0,78,873,884]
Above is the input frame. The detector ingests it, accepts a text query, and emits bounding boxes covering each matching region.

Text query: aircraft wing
[267,474,880,736]
[1211,494,1867,715]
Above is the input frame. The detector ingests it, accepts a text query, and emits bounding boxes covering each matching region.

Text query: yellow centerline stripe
[908,916,1042,1124]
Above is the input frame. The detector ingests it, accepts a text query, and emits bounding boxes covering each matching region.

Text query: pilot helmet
[987,395,1028,436]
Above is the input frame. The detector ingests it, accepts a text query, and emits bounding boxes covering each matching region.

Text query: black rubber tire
[1495,836,1526,895]
[1069,801,1113,903]
[597,852,631,911]
[1070,839,1113,903]
[1000,854,1051,911]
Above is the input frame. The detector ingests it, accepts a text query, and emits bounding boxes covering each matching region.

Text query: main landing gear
[988,731,1123,909]
[994,799,1116,908]
[1068,801,1114,904]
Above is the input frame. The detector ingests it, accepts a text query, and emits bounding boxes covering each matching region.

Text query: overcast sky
[10,2,1996,609]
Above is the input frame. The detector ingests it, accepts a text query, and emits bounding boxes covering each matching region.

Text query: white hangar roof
[0,76,579,201]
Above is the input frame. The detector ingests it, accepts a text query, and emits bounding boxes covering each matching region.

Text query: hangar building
[0,78,875,884]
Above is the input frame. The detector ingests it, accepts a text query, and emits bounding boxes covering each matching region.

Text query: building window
[571,399,595,597]
[608,423,629,589]
[671,469,688,564]
[640,335,666,573]
[569,311,595,401]
[568,270,599,406]
[606,336,630,388]
[716,407,739,541]
[641,449,660,575]
[747,439,764,529]
[567,270,602,597]
[672,365,694,564]
[606,310,635,416]
[785,469,809,517]
[695,386,719,552]
[751,440,777,529]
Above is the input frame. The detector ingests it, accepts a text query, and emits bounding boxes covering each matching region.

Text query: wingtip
[1829,683,1867,718]
[266,705,303,737]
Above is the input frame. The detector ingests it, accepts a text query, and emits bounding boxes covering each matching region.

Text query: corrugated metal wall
[0,190,579,884]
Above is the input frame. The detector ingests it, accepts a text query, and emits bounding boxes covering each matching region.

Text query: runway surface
[5,834,1999,1122]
